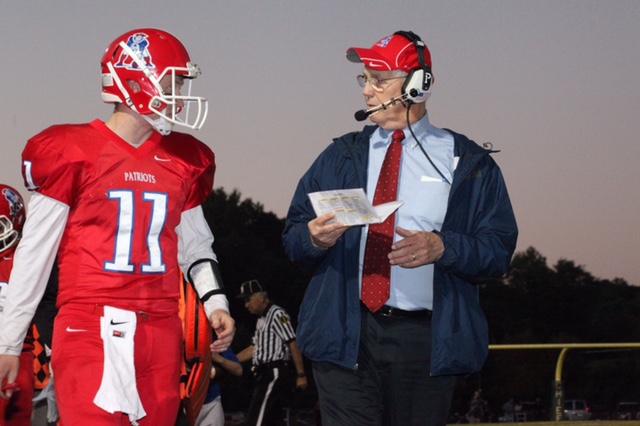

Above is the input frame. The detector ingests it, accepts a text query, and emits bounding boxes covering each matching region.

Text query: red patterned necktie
[361,129,405,312]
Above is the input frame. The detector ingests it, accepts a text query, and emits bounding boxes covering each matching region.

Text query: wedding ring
[412,253,416,261]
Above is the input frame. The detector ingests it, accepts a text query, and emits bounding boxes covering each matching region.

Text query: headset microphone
[353,94,408,122]
[354,109,370,122]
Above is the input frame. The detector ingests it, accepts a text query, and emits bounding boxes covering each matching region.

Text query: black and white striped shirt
[252,304,296,365]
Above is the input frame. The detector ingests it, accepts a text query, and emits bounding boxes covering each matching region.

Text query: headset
[393,31,450,184]
[393,30,433,103]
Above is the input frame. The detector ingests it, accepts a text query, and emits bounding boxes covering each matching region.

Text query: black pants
[245,362,291,426]
[313,306,457,426]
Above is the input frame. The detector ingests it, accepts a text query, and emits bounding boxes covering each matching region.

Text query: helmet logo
[115,33,156,71]
[2,188,24,228]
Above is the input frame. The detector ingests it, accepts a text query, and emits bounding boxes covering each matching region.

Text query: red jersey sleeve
[22,124,88,206]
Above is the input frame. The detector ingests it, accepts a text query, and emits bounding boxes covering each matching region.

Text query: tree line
[203,188,640,418]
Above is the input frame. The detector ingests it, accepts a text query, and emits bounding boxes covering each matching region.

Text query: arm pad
[187,259,225,302]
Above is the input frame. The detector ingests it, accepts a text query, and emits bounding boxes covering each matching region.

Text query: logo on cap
[376,36,393,48]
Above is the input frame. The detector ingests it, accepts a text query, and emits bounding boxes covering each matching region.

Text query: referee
[236,280,307,426]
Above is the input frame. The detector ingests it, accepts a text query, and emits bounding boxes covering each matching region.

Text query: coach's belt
[375,305,432,319]
[92,305,170,322]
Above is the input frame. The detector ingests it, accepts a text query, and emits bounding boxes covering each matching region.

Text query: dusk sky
[2,1,639,284]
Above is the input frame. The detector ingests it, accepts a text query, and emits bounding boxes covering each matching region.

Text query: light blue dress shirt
[359,111,456,310]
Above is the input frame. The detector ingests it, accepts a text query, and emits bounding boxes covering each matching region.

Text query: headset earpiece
[402,68,432,103]
[394,31,432,103]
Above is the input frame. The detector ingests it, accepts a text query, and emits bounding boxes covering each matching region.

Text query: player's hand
[308,213,347,250]
[296,376,308,391]
[0,355,20,400]
[389,227,444,268]
[209,309,235,353]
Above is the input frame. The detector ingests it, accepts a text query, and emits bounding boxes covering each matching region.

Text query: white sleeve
[176,206,228,316]
[0,193,68,355]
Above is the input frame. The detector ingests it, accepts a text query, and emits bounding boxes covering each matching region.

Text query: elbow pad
[187,259,225,302]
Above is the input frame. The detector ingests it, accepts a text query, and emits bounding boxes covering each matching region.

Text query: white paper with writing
[308,189,403,226]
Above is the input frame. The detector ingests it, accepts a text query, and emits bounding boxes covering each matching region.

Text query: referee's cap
[237,279,264,299]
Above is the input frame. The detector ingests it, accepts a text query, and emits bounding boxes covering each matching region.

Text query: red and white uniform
[23,120,214,315]
[0,251,34,426]
[0,120,225,425]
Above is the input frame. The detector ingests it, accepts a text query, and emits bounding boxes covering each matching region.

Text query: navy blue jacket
[282,125,517,376]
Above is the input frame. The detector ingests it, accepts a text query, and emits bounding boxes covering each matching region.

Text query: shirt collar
[374,110,432,149]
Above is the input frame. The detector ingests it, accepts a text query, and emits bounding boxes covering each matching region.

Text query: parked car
[615,401,640,420]
[563,399,591,421]
[589,403,611,420]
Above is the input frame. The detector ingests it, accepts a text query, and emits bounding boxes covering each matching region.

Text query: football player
[0,29,234,426]
[0,184,32,426]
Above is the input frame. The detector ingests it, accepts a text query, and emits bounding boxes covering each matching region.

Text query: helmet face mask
[147,65,208,134]
[0,185,25,255]
[101,29,208,133]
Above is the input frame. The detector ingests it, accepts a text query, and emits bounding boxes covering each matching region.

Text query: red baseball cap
[346,33,432,73]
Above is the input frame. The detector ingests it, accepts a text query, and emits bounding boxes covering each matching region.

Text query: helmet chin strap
[142,114,174,136]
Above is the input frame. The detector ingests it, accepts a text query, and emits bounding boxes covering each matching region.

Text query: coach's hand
[308,213,347,250]
[209,310,235,353]
[0,355,20,400]
[390,227,444,268]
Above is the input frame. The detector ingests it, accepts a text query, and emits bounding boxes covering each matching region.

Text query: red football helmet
[0,184,26,255]
[100,28,208,134]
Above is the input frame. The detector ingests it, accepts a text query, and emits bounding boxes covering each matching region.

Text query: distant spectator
[467,390,484,423]
[501,398,516,422]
